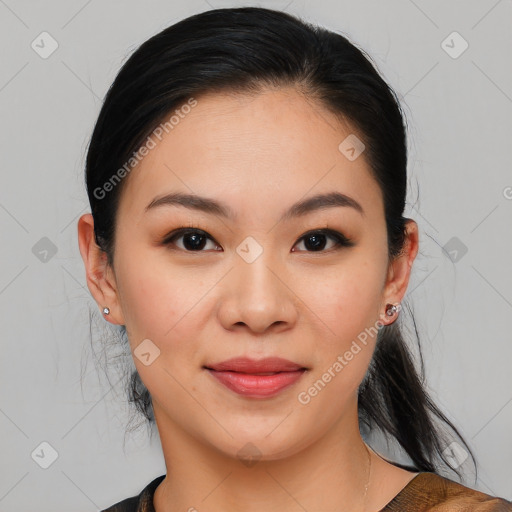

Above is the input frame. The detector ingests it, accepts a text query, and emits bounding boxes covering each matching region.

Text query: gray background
[1,0,511,510]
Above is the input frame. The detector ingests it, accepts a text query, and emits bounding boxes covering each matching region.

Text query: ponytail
[358,302,476,480]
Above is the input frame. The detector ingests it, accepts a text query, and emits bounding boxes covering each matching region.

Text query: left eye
[292,229,354,252]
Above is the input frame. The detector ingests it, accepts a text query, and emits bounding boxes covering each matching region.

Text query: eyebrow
[145,190,364,221]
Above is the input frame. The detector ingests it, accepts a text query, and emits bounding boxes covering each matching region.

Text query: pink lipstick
[205,357,307,398]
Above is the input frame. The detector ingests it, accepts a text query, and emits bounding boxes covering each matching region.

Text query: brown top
[101,472,512,512]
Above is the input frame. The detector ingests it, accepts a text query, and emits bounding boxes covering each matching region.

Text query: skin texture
[78,87,420,511]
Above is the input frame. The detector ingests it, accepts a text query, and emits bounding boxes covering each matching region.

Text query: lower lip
[206,369,306,398]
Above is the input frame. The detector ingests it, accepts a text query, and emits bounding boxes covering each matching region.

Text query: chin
[209,426,312,465]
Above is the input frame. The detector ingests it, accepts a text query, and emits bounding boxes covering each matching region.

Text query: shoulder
[100,474,166,512]
[381,472,512,512]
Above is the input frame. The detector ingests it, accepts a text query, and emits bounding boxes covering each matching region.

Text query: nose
[216,252,298,335]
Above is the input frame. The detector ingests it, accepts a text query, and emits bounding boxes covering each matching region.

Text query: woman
[77,7,512,512]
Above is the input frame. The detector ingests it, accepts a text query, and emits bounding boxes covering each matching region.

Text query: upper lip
[205,357,307,373]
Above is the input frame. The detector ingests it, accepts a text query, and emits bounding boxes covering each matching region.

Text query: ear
[379,219,419,325]
[77,213,125,325]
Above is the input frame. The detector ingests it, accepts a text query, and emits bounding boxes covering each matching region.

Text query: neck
[153,404,373,512]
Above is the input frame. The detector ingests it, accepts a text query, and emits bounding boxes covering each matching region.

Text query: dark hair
[84,7,476,480]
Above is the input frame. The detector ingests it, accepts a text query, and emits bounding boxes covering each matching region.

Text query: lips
[204,357,308,398]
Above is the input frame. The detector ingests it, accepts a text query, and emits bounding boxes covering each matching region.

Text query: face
[83,87,415,462]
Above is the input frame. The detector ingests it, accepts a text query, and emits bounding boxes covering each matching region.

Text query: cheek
[113,246,221,378]
[296,268,382,410]
[113,246,193,344]
[296,258,384,342]
[115,258,205,401]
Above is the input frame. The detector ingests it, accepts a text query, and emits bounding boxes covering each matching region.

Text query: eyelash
[161,227,355,253]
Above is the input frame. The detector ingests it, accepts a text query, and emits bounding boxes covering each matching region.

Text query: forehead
[117,87,383,222]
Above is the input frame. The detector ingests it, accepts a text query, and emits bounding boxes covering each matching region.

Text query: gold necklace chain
[362,442,372,512]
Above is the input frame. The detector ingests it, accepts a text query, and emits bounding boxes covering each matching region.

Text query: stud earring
[385,303,400,317]
[102,307,110,315]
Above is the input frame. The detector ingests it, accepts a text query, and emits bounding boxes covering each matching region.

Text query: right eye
[162,228,222,252]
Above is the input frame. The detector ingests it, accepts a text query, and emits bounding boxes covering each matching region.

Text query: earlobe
[77,213,124,325]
